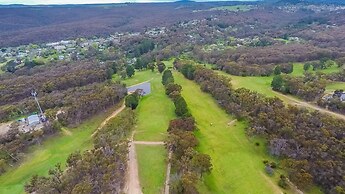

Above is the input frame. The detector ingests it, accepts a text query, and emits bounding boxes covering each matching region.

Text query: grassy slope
[136,144,167,194]
[326,82,345,93]
[0,108,116,194]
[114,67,174,193]
[174,72,285,194]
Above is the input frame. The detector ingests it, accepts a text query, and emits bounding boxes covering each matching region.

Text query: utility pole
[31,90,44,116]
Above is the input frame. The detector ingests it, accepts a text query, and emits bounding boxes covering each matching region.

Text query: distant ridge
[175,0,195,3]
[262,0,345,5]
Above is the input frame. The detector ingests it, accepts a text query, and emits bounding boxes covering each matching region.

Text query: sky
[0,0,253,5]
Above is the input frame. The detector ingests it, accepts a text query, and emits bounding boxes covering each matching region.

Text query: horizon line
[0,0,258,6]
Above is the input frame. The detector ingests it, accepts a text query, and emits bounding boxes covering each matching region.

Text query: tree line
[162,69,212,194]
[174,59,345,194]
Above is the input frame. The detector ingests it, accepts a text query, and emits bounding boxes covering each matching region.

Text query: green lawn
[291,63,341,76]
[114,66,174,193]
[174,72,285,194]
[0,107,117,194]
[134,74,176,141]
[113,70,157,86]
[326,82,345,93]
[136,144,167,194]
[217,71,299,104]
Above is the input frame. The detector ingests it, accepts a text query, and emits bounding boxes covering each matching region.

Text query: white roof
[28,114,40,125]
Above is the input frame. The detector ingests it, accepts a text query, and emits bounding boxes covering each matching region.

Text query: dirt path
[164,151,172,194]
[227,119,237,126]
[273,91,345,120]
[125,135,143,194]
[133,141,164,145]
[125,135,169,194]
[91,104,126,137]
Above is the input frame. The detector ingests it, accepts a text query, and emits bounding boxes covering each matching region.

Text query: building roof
[28,114,40,126]
[340,94,345,101]
[127,82,151,96]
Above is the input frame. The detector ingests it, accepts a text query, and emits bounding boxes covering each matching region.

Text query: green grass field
[326,82,345,93]
[134,72,176,141]
[291,63,341,76]
[0,107,117,194]
[114,66,173,193]
[174,72,285,194]
[136,144,167,194]
[114,69,175,141]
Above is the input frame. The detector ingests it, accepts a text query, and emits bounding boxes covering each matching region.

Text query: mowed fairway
[119,70,176,141]
[174,72,283,194]
[117,69,173,193]
[136,144,167,194]
[0,108,116,194]
[133,72,175,141]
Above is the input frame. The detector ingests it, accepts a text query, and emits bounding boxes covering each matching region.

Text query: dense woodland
[0,57,127,176]
[175,60,345,194]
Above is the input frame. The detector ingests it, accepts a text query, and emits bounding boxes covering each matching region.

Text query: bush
[125,92,140,109]
[278,175,289,189]
[174,96,190,117]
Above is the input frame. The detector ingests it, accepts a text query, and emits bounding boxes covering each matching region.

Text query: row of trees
[25,108,136,193]
[162,69,212,193]
[175,59,344,194]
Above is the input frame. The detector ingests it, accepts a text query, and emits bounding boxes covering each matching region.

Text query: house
[340,93,345,102]
[27,114,40,126]
[127,82,151,96]
[331,90,345,102]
